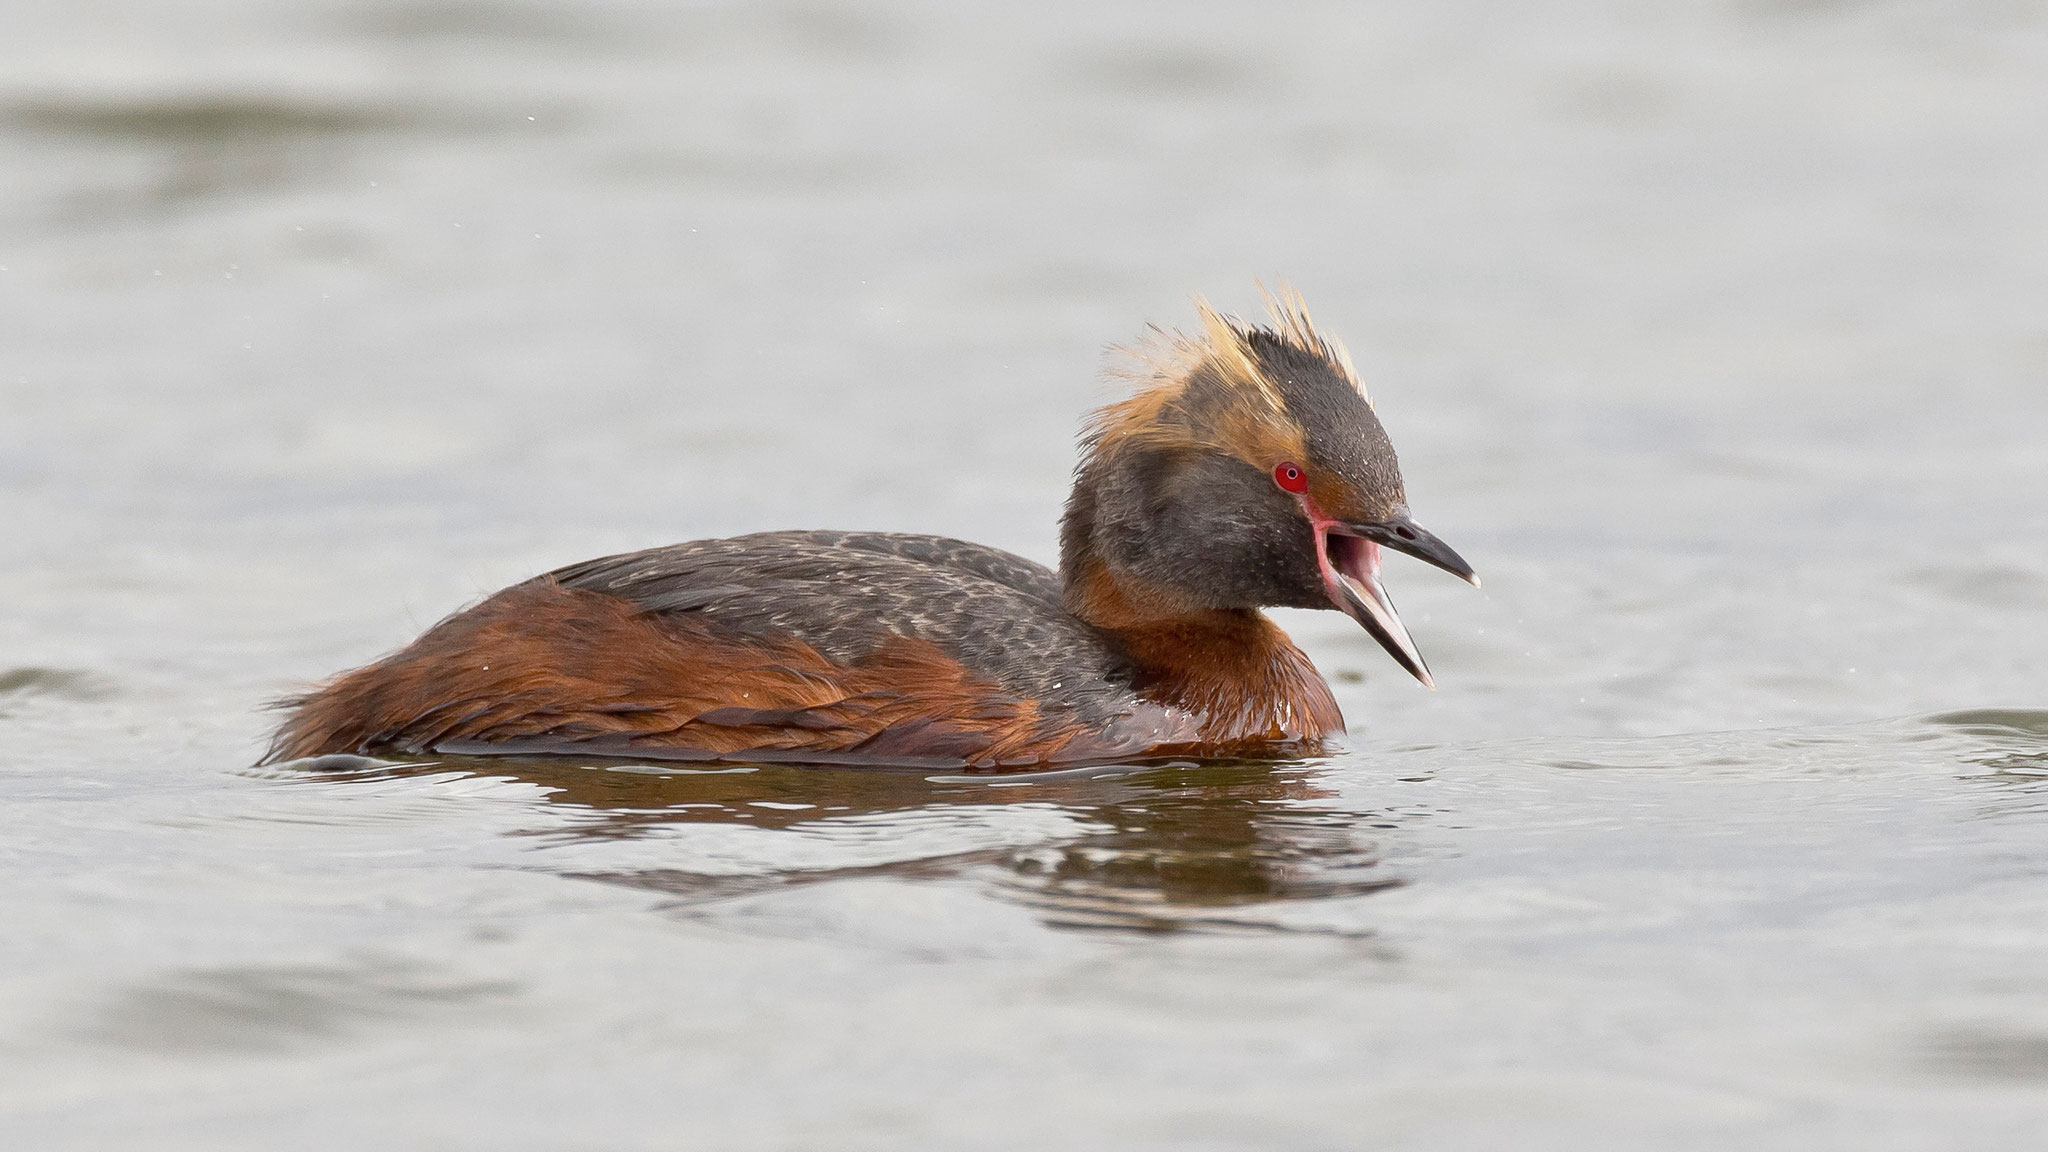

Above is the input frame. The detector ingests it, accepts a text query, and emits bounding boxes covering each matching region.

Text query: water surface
[4,1,2047,1147]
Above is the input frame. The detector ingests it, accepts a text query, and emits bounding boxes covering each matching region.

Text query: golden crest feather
[1082,287,1365,467]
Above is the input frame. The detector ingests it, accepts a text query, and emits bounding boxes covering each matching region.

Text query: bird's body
[269,530,1337,769]
[266,293,1474,771]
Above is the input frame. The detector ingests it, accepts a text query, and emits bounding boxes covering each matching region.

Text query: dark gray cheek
[1234,520,1328,609]
[1086,448,1330,610]
[1159,506,1325,610]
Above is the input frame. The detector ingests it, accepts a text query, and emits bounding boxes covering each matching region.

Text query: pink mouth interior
[1323,532,1380,591]
[1315,527,1434,688]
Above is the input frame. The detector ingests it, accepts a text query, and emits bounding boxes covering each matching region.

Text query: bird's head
[1060,291,1477,687]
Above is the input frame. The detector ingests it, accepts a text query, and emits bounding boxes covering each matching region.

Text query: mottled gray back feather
[545,531,1139,729]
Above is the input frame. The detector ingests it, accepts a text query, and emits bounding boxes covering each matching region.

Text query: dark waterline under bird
[266,294,1478,772]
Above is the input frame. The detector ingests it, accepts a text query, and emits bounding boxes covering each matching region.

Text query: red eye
[1273,461,1308,494]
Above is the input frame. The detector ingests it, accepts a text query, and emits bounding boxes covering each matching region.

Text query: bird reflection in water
[1933,709,2048,822]
[284,754,1407,934]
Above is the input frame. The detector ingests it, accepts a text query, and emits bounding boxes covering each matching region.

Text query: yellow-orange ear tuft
[1085,295,1308,466]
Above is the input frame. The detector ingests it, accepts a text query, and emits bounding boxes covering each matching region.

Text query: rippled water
[5,1,2048,1148]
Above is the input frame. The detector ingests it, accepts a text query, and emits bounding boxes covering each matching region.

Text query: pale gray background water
[4,1,2047,1148]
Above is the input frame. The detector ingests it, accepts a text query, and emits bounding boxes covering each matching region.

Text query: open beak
[1314,510,1478,689]
[1348,511,1479,588]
